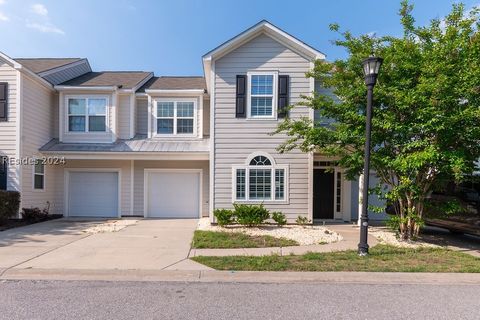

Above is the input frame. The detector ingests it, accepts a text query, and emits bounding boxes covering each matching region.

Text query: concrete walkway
[189,223,374,257]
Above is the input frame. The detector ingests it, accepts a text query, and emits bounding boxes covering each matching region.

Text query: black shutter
[278,75,289,118]
[0,157,7,190]
[0,82,7,121]
[236,75,246,118]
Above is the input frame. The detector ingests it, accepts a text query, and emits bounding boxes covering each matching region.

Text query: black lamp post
[358,56,383,256]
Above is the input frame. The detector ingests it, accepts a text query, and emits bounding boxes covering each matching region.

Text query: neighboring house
[0,20,386,222]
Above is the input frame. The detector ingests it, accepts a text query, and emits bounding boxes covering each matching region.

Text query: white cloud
[0,0,6,5]
[31,3,48,16]
[26,22,65,35]
[0,11,8,21]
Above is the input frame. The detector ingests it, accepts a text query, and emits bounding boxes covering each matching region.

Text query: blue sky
[0,0,478,76]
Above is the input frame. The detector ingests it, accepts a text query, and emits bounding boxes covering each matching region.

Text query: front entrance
[313,169,335,219]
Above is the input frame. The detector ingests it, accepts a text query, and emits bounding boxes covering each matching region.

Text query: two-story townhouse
[0,20,387,223]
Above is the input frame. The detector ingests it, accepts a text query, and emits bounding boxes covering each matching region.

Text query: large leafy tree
[275,1,480,240]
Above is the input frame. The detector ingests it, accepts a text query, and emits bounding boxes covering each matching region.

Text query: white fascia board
[54,85,117,91]
[144,89,205,95]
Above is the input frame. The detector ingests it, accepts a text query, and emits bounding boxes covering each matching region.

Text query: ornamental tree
[275,1,480,240]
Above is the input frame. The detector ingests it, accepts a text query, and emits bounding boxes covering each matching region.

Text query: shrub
[213,208,235,226]
[295,215,311,226]
[271,211,287,226]
[0,190,21,223]
[234,203,270,227]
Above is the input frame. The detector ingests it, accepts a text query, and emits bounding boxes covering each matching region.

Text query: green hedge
[0,191,21,222]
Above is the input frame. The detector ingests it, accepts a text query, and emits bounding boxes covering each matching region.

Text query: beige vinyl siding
[20,73,59,212]
[133,160,209,217]
[203,98,210,136]
[41,61,91,85]
[213,33,312,218]
[59,90,115,143]
[53,160,132,216]
[136,98,148,135]
[0,60,20,191]
[118,94,131,139]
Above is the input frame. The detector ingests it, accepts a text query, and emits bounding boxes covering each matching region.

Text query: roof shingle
[14,58,83,74]
[138,76,206,92]
[59,71,152,89]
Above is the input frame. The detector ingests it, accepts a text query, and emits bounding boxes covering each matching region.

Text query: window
[67,97,107,132]
[155,100,195,135]
[248,73,276,118]
[33,159,44,190]
[234,154,287,202]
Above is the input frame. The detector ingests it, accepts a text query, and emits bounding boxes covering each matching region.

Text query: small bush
[213,208,235,226]
[234,203,270,227]
[295,215,311,226]
[21,201,50,222]
[271,211,287,226]
[0,190,21,222]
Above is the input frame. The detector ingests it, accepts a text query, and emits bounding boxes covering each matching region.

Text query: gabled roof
[137,76,206,93]
[13,58,84,74]
[58,71,153,90]
[202,20,325,91]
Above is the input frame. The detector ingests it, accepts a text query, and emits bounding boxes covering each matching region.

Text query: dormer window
[154,99,196,136]
[67,97,107,132]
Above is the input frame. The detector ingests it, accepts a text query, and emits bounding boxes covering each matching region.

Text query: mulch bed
[0,214,63,232]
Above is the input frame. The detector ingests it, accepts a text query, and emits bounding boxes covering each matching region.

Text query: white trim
[307,60,315,222]
[209,61,215,222]
[143,168,203,218]
[63,168,122,218]
[244,151,277,165]
[246,71,278,120]
[147,95,152,138]
[64,95,109,134]
[130,160,134,216]
[15,71,22,195]
[55,85,118,91]
[152,98,198,138]
[145,89,204,94]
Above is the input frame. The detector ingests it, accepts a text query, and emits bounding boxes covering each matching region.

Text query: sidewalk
[2,268,479,285]
[190,223,374,257]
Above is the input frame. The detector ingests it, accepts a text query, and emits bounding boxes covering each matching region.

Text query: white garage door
[146,171,200,218]
[68,171,119,217]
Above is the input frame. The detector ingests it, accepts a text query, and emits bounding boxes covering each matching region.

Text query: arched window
[233,153,288,202]
[249,156,271,166]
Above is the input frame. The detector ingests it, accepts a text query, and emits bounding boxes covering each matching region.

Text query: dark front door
[313,169,334,219]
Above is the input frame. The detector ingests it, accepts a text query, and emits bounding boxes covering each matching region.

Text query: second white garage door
[67,171,119,217]
[145,170,200,218]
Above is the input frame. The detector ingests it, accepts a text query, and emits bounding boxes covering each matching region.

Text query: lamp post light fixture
[358,56,383,256]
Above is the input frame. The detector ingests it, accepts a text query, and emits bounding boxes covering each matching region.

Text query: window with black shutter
[277,75,289,118]
[0,82,7,122]
[236,75,246,118]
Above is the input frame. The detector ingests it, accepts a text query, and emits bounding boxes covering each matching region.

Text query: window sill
[233,199,289,205]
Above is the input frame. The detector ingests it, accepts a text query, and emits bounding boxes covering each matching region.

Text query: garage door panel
[146,171,199,218]
[68,172,118,217]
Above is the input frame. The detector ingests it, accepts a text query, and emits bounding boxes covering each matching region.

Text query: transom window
[248,73,276,118]
[234,154,287,202]
[67,97,107,132]
[155,100,195,135]
[33,159,45,190]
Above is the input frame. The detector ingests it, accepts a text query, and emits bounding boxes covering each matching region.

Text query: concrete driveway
[0,218,209,273]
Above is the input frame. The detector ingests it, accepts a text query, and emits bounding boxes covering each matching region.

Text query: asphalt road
[0,280,478,320]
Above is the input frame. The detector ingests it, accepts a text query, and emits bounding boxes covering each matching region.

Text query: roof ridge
[14,57,83,60]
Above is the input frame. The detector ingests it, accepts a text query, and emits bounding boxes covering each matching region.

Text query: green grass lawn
[191,245,480,272]
[192,230,299,249]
